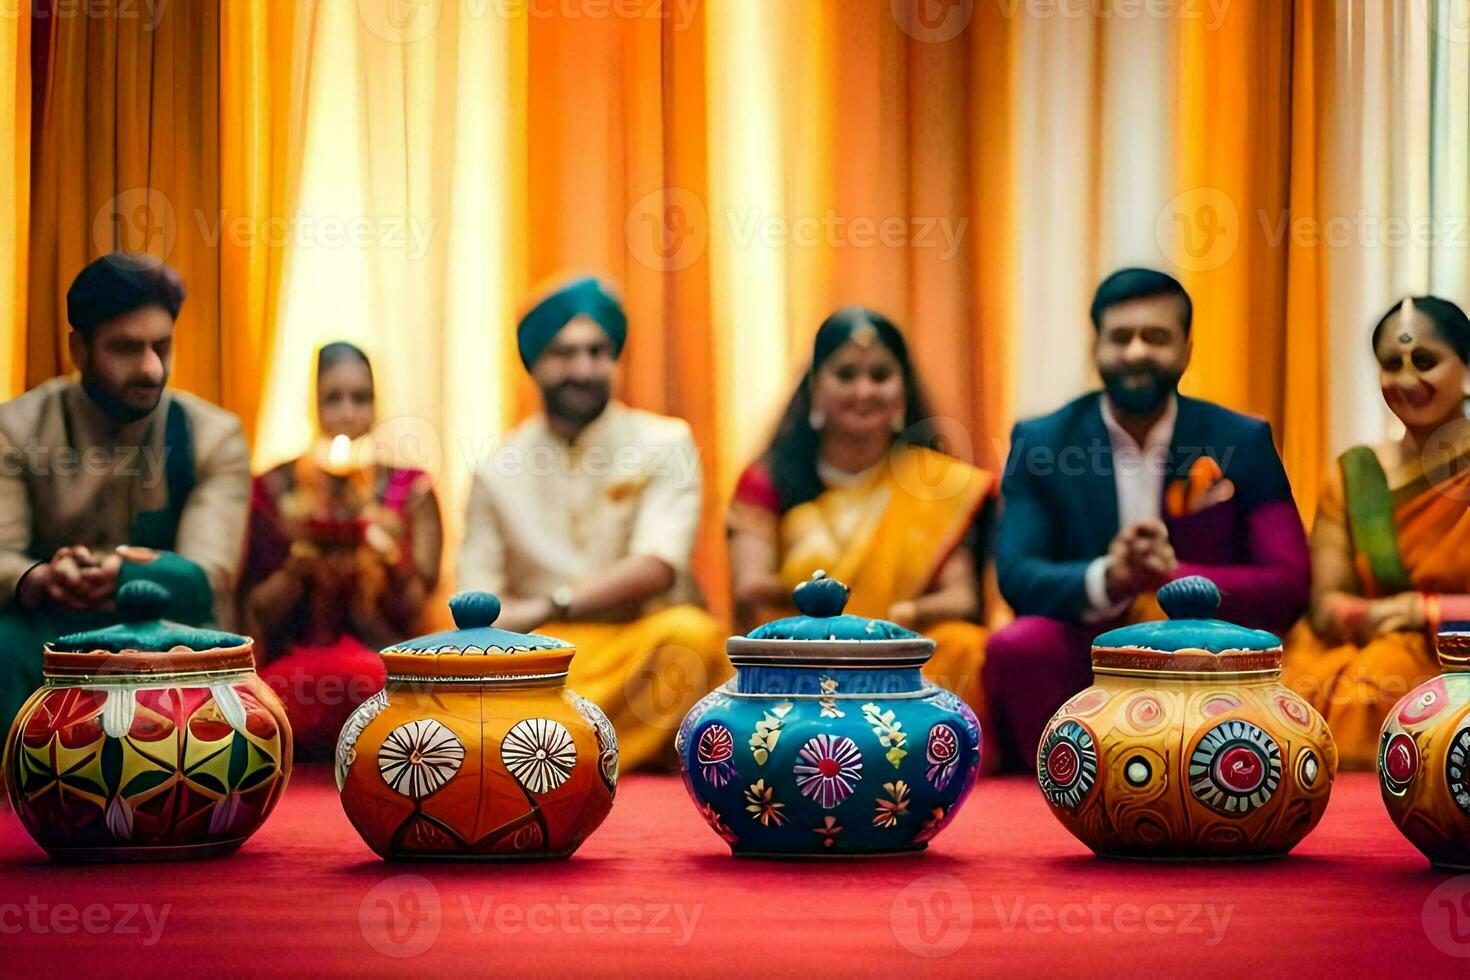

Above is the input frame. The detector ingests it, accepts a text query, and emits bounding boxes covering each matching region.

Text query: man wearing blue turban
[459,274,729,771]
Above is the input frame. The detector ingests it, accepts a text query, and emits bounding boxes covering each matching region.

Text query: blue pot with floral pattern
[677,572,981,857]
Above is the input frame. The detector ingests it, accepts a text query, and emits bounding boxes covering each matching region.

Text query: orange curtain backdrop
[1167,0,1335,523]
[705,1,1017,475]
[0,1,29,400]
[19,1,1371,623]
[219,0,311,449]
[1173,2,1294,417]
[523,1,723,611]
[1280,0,1335,523]
[27,1,223,394]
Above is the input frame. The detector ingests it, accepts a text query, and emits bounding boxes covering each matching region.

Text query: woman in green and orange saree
[728,307,996,726]
[1284,296,1470,768]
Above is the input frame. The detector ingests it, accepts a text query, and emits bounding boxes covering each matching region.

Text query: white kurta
[458,401,705,613]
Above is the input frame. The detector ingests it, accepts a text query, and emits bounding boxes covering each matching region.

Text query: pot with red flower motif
[1377,623,1470,870]
[677,572,981,856]
[1038,576,1337,859]
[3,581,293,862]
[335,591,617,860]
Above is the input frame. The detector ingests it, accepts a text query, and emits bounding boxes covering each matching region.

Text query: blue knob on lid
[792,571,850,619]
[1157,576,1221,620]
[116,580,170,622]
[449,591,502,630]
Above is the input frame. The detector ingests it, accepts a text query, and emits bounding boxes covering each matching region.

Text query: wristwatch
[550,585,575,621]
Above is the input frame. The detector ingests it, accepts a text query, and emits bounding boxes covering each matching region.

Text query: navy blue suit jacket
[995,392,1309,633]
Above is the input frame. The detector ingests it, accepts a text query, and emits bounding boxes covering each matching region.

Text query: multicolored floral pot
[3,581,293,863]
[1038,576,1337,860]
[677,572,981,857]
[1377,624,1470,870]
[335,592,617,860]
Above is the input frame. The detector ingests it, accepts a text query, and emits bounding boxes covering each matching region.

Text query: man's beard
[82,377,165,424]
[542,379,611,429]
[1100,367,1181,416]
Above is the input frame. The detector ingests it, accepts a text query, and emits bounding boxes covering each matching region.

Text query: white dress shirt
[1082,394,1178,620]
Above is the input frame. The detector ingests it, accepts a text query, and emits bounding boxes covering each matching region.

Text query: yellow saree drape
[773,445,994,718]
[538,607,731,773]
[1283,451,1469,768]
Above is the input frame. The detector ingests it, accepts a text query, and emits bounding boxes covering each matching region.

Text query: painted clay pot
[1038,576,1336,859]
[3,581,293,862]
[1377,624,1470,870]
[677,572,981,857]
[336,592,617,860]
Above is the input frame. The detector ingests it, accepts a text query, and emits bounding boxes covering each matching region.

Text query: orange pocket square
[605,475,651,502]
[1165,457,1235,518]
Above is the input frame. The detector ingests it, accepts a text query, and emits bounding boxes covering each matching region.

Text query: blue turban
[517,276,627,370]
[67,252,186,335]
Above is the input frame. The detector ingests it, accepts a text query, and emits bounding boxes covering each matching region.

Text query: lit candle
[329,434,352,471]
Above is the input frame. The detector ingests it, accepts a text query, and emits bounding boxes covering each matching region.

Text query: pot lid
[51,581,248,653]
[1434,621,1470,671]
[1093,576,1280,655]
[384,592,572,655]
[745,571,920,642]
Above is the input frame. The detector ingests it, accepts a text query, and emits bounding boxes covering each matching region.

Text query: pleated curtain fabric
[12,0,1470,616]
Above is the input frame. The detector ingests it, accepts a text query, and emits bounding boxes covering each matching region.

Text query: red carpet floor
[2,768,1467,977]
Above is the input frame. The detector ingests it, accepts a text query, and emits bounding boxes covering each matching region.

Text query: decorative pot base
[733,844,928,860]
[1429,860,1470,873]
[381,849,577,863]
[1092,848,1290,864]
[43,838,248,864]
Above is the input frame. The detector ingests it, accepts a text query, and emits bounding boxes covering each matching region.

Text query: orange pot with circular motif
[1038,576,1337,859]
[336,592,617,860]
[3,581,293,862]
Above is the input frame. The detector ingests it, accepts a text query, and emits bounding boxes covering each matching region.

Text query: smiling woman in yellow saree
[728,307,995,723]
[1284,297,1470,768]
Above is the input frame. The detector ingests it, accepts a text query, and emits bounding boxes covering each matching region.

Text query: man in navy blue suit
[983,268,1310,771]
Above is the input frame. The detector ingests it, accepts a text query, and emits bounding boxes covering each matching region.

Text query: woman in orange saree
[1284,297,1470,768]
[728,307,995,723]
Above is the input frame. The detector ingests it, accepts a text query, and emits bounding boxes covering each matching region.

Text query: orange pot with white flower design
[335,592,617,860]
